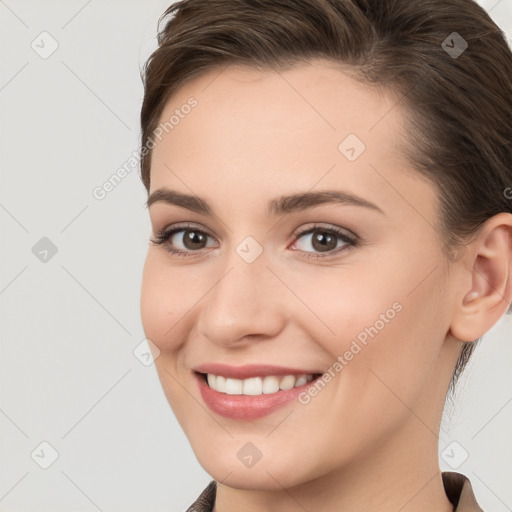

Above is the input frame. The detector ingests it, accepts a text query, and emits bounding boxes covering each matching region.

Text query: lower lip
[196,373,317,420]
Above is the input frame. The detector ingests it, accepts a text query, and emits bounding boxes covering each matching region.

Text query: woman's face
[140,60,462,489]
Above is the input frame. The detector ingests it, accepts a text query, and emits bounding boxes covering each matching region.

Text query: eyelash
[149,222,359,260]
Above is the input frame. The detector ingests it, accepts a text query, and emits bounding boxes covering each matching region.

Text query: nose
[196,251,286,348]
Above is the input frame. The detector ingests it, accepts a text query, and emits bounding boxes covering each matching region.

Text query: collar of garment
[186,471,484,512]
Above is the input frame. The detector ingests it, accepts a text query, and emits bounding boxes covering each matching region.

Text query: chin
[191,440,317,491]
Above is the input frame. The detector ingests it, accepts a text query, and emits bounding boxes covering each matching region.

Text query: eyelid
[153,221,216,240]
[290,222,357,240]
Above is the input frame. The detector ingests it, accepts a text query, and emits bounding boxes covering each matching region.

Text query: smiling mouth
[199,372,321,396]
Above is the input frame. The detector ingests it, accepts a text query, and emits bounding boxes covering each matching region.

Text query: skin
[140,59,512,512]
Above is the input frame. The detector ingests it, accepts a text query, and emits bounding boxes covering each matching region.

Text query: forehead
[149,60,436,221]
[153,59,400,157]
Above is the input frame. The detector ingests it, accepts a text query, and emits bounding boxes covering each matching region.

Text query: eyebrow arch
[145,188,385,216]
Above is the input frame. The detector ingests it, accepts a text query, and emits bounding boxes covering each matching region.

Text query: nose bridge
[197,241,284,346]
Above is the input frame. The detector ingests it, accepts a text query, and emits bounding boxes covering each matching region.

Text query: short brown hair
[139,0,512,387]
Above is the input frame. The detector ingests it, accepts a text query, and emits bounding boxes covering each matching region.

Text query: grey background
[0,1,511,510]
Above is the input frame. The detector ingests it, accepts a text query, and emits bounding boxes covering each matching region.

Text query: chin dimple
[205,373,314,395]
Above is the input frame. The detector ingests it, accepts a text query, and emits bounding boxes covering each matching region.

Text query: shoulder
[442,471,484,512]
[185,480,217,512]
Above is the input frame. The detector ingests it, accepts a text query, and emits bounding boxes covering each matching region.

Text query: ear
[449,213,512,342]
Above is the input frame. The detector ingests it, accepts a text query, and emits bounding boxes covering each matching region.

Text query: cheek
[294,253,446,392]
[140,255,199,419]
[140,252,199,351]
[282,266,446,465]
[287,262,405,354]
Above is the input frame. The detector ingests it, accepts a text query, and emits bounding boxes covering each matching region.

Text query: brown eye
[291,225,358,259]
[181,230,208,250]
[310,230,338,252]
[150,224,218,257]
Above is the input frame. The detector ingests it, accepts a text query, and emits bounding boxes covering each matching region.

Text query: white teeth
[225,378,243,394]
[262,375,280,394]
[279,375,295,390]
[242,377,263,395]
[206,373,314,395]
[295,375,308,387]
[216,375,226,393]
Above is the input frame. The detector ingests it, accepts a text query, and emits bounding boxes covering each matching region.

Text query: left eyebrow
[145,188,385,216]
[268,190,385,216]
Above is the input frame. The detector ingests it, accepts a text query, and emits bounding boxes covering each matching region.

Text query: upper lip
[193,363,322,380]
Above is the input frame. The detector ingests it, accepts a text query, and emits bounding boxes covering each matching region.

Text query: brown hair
[139,0,512,388]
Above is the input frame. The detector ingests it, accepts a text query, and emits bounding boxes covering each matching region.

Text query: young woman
[139,0,512,510]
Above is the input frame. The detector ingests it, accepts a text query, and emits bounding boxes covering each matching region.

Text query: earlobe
[449,215,512,343]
